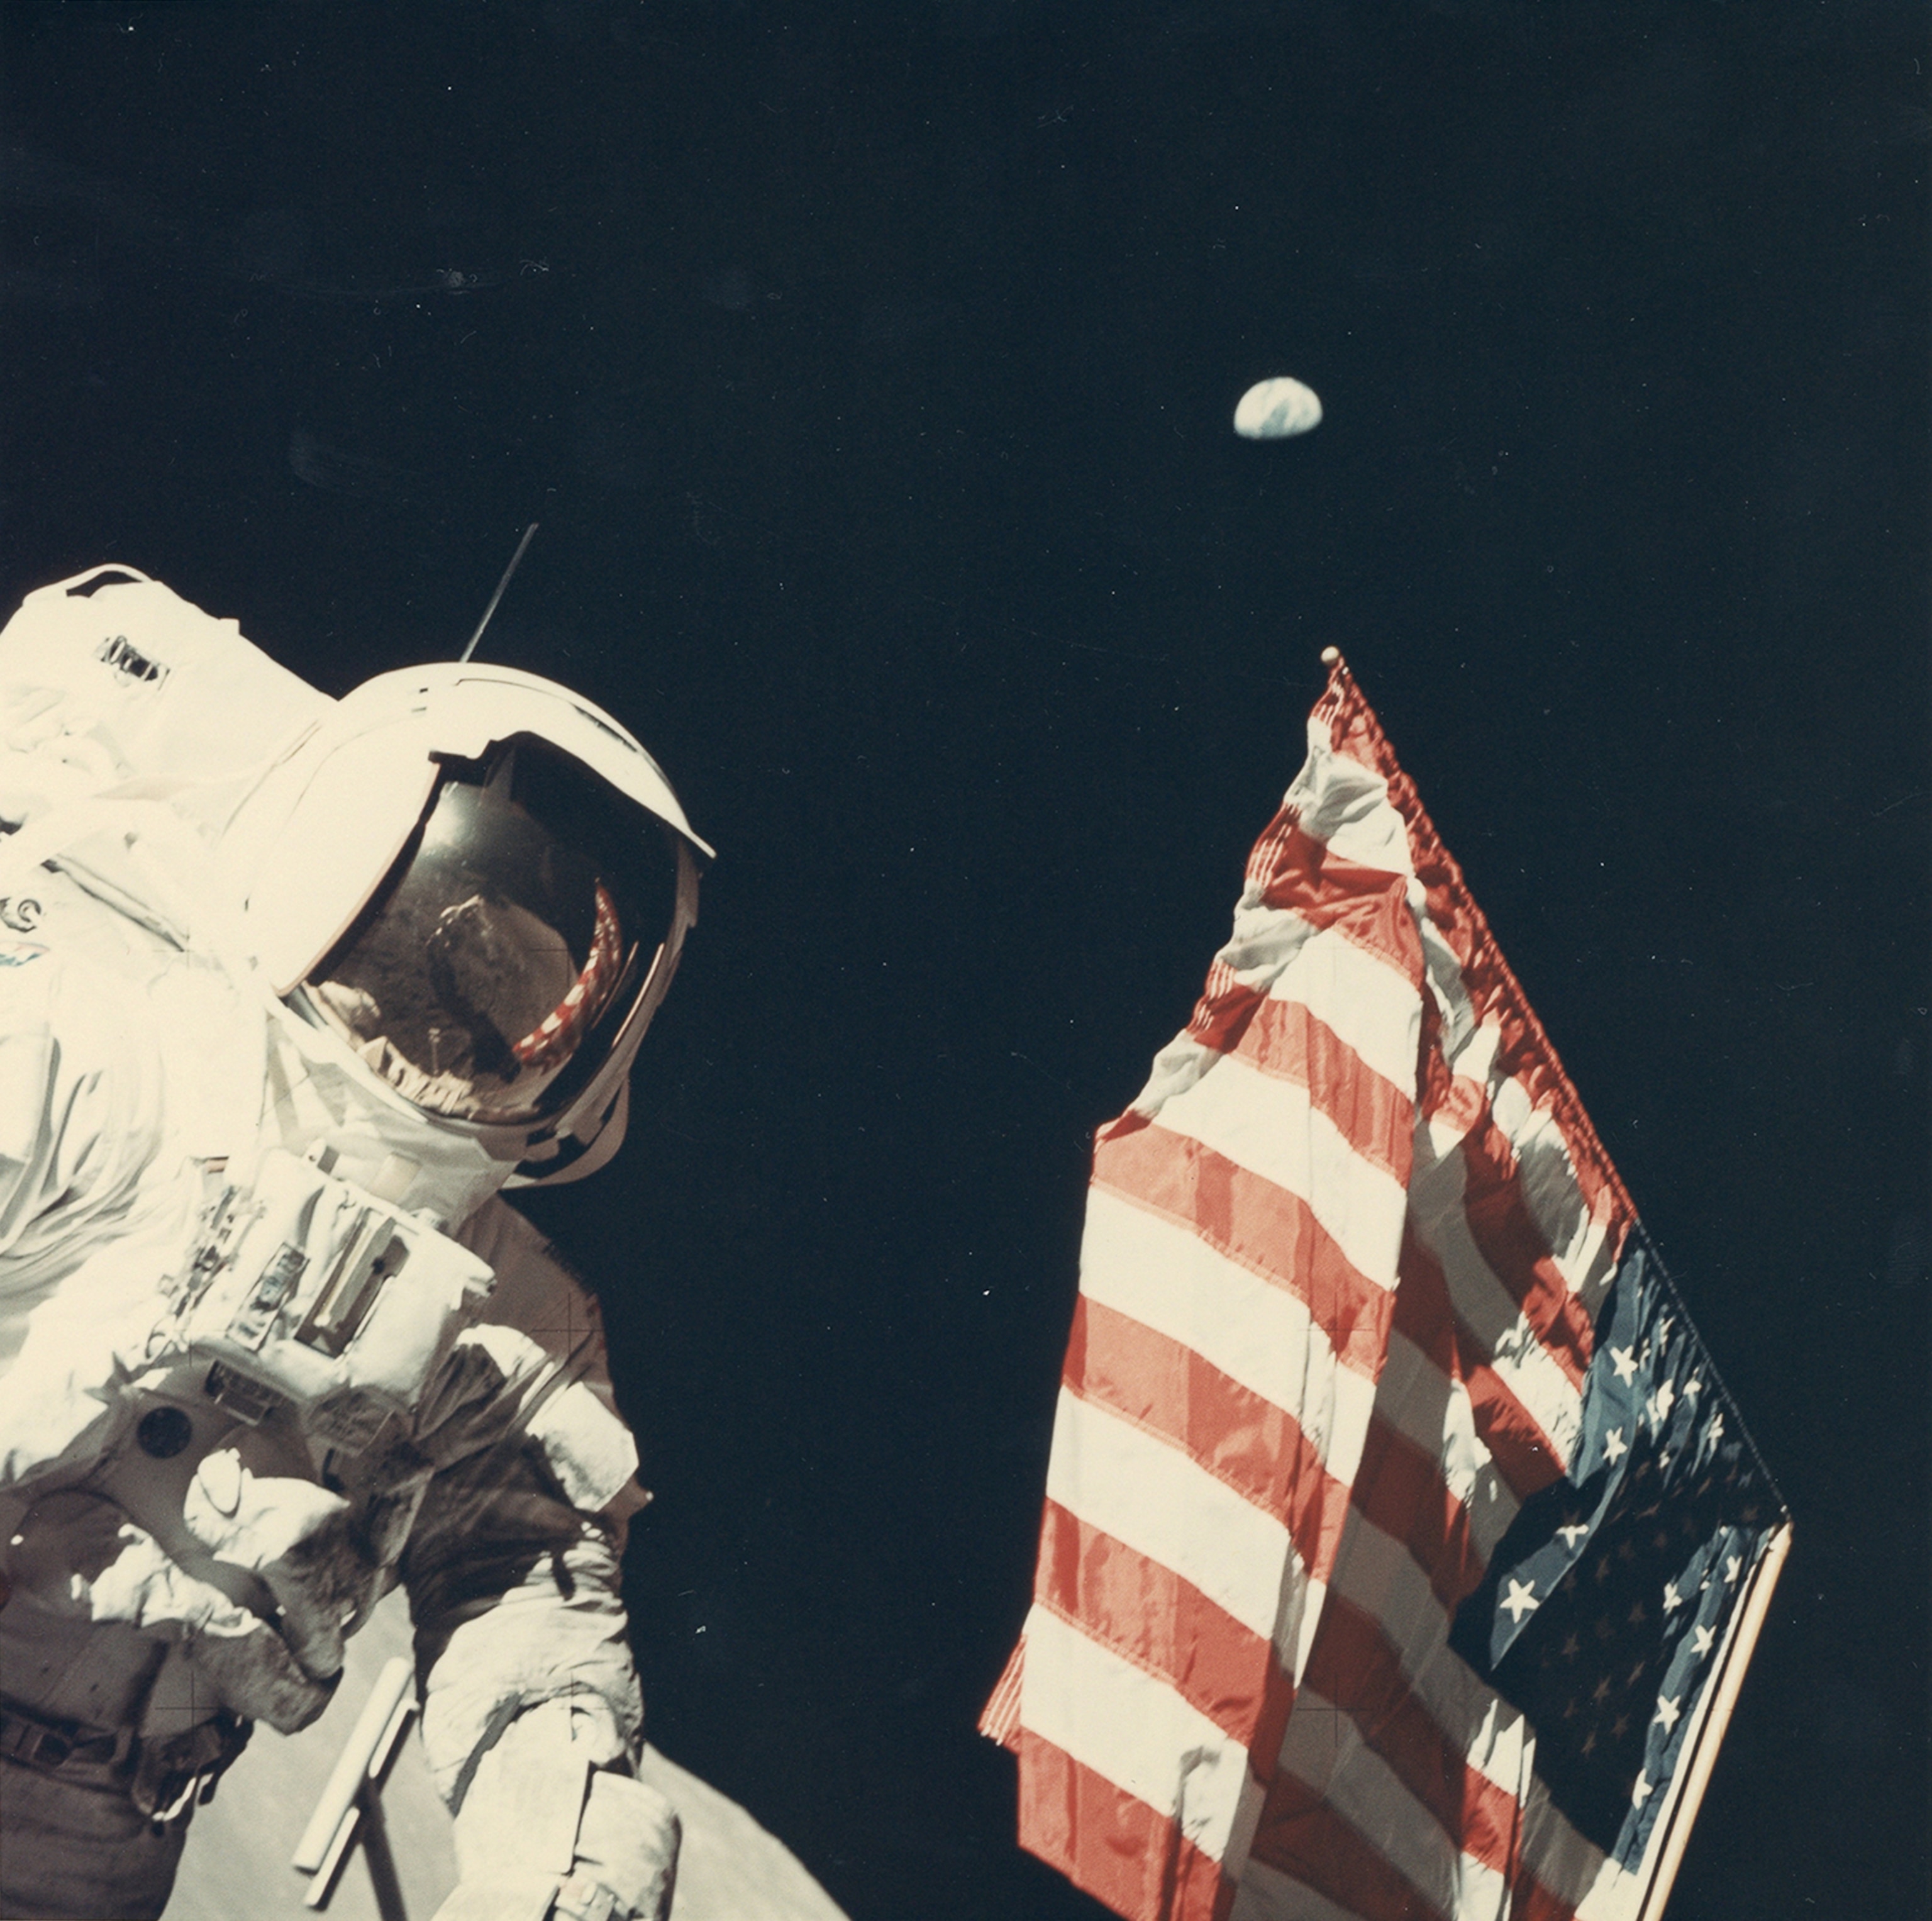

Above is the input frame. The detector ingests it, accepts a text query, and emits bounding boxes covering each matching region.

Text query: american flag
[982,658,1789,1921]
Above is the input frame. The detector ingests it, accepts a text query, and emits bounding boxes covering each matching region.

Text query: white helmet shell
[223,663,709,1183]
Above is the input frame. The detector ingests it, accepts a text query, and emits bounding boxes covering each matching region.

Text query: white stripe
[1269,922,1423,1099]
[1018,1602,1265,1869]
[1489,1071,1622,1318]
[1418,913,1484,1088]
[1418,866,1623,1330]
[1282,728,1413,877]
[1046,1386,1298,1644]
[1133,737,1423,1125]
[1277,1686,1511,1918]
[1240,1738,1626,1921]
[1524,1779,1633,1920]
[1135,911,1419,1122]
[1323,1512,1622,1914]
[1174,902,1419,1100]
[1407,1112,1584,1466]
[1372,1331,1523,1564]
[1326,1513,1527,1801]
[1157,1050,1411,1293]
[1231,1855,1377,1921]
[1080,1188,1382,1475]
[1279,1572,1329,1686]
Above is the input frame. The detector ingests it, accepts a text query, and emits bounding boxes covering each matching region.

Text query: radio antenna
[459,521,540,663]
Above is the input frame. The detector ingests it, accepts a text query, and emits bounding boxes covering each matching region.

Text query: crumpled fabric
[0,571,663,1912]
[0,562,330,845]
[180,1449,364,1684]
[430,1698,679,1921]
[0,682,128,829]
[0,1744,189,1920]
[6,1489,339,1732]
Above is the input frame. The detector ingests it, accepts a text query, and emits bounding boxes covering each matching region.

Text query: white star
[1501,1577,1540,1623]
[1684,1375,1702,1399]
[1654,1695,1682,1732]
[1692,1624,1716,1656]
[1558,1520,1590,1550]
[1632,1773,1653,1807]
[1658,1316,1674,1345]
[1645,1381,1675,1428]
[1703,1411,1725,1452]
[1610,1344,1638,1384]
[1662,1580,1682,1613]
[1602,1427,1628,1464]
[1724,1554,1742,1584]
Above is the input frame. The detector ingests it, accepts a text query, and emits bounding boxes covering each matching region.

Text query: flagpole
[1635,1522,1792,1921]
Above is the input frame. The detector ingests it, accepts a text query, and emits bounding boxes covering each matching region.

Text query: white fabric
[0,571,669,1917]
[0,563,330,843]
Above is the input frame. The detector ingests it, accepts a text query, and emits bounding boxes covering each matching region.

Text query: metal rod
[1635,1521,1794,1921]
[303,1801,360,1911]
[458,521,540,663]
[294,1656,415,1873]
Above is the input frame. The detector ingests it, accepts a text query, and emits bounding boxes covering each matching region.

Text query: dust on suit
[0,567,709,1921]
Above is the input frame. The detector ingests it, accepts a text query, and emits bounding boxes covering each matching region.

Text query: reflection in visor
[508,881,623,1071]
[303,745,672,1124]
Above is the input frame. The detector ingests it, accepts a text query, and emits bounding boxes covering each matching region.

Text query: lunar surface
[1233,376,1323,439]
[164,1588,848,1921]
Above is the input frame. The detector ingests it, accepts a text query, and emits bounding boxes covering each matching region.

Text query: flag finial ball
[1320,646,1341,667]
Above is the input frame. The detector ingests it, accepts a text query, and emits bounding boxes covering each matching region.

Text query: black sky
[2,4,1926,1918]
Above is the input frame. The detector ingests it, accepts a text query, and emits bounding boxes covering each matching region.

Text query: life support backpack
[0,564,330,842]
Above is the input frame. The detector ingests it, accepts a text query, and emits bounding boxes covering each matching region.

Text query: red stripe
[1184,959,1269,1057]
[1253,820,1424,983]
[979,1640,1025,1751]
[1302,1595,1524,1878]
[1250,1771,1450,1921]
[1016,1730,1235,1921]
[1315,669,1397,782]
[1393,1228,1566,1503]
[1294,1598,1588,1921]
[1508,1867,1584,1921]
[1035,1500,1295,1766]
[1420,860,1627,1232]
[1064,1295,1356,1586]
[1414,1015,1598,1408]
[1177,792,1419,1067]
[1453,1105,1595,1391]
[1091,1123,1394,1378]
[1315,664,1635,1242]
[1349,1415,1488,1615]
[1229,997,1414,1187]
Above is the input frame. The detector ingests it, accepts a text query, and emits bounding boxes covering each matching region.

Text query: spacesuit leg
[0,1751,188,1921]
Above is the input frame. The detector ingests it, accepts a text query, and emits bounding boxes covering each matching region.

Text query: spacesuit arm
[0,926,174,1486]
[403,1200,677,1921]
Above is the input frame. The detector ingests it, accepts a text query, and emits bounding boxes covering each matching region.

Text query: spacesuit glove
[181,1446,365,1681]
[8,1489,338,1731]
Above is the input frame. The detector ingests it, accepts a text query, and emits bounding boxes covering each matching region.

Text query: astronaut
[0,565,709,1921]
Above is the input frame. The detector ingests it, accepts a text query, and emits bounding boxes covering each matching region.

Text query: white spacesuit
[0,565,711,1921]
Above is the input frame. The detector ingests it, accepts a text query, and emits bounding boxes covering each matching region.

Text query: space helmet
[222,662,711,1184]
